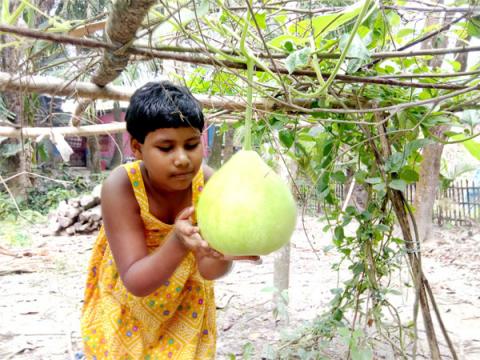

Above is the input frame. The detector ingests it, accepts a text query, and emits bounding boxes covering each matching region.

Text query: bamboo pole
[0,71,275,111]
[0,122,126,138]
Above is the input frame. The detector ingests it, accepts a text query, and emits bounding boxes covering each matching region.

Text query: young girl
[81,81,259,359]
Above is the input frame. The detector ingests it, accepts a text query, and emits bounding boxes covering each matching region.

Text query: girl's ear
[130,138,143,160]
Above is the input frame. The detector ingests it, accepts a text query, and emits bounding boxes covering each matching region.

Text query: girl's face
[132,127,204,192]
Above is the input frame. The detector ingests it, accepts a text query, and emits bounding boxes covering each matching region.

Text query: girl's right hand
[173,207,213,257]
[174,207,261,263]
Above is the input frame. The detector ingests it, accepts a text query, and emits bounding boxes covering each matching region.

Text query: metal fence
[299,180,480,226]
[405,180,480,226]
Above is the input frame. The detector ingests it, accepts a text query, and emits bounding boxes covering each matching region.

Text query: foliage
[0,168,97,219]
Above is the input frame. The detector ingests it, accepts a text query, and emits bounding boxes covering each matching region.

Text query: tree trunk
[414,125,448,240]
[0,0,31,200]
[223,124,235,162]
[208,126,223,169]
[273,143,297,325]
[87,135,102,173]
[110,101,124,168]
[413,2,466,241]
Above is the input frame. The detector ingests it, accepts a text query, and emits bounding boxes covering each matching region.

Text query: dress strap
[191,166,205,225]
[122,160,150,215]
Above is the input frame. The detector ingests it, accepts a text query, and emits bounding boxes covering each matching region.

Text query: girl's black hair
[125,81,204,143]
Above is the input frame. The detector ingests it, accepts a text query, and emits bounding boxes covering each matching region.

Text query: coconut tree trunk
[92,0,157,86]
[71,0,157,121]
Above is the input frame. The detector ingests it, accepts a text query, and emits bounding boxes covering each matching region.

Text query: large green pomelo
[197,150,297,256]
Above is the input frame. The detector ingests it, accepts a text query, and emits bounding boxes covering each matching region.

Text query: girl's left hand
[201,248,261,263]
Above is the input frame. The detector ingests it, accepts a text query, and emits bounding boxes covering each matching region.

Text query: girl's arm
[196,257,233,280]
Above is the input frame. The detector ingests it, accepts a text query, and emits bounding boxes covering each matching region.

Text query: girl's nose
[174,150,190,167]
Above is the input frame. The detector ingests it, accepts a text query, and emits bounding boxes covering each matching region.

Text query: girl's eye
[157,146,172,152]
[185,143,199,150]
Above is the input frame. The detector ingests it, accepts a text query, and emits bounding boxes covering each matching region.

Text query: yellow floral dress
[81,161,216,359]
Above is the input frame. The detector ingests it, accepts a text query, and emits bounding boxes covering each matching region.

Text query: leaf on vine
[388,179,407,192]
[268,34,306,50]
[399,167,419,183]
[252,12,266,30]
[450,134,480,160]
[279,129,295,149]
[339,33,370,73]
[292,1,367,43]
[284,47,312,74]
[467,16,480,38]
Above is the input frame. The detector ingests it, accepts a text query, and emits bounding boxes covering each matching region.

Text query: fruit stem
[244,56,254,151]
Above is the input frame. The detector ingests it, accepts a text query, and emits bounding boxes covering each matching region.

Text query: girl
[81,81,259,359]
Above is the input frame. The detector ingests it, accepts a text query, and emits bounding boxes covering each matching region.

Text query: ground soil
[0,217,479,359]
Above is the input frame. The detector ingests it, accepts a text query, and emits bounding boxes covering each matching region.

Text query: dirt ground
[0,217,479,359]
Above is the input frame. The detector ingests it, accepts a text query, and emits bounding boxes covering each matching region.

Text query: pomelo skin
[196,150,297,256]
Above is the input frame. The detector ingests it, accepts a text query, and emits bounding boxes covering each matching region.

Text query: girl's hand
[174,206,210,255]
[174,207,262,263]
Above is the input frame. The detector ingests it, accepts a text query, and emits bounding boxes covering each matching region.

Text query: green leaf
[339,33,370,73]
[365,177,382,184]
[284,47,312,73]
[450,134,480,160]
[333,308,344,321]
[243,342,255,359]
[37,142,49,162]
[387,139,433,171]
[291,1,369,42]
[375,224,390,232]
[253,12,266,30]
[351,262,365,276]
[388,179,407,192]
[459,110,480,127]
[268,34,306,49]
[283,40,294,52]
[332,171,347,183]
[467,16,480,38]
[399,167,419,183]
[448,59,462,72]
[424,115,452,126]
[334,226,344,245]
[274,15,287,26]
[405,138,433,156]
[372,182,386,192]
[279,129,295,149]
[396,28,414,38]
[198,0,210,16]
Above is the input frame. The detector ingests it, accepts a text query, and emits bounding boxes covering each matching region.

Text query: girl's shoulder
[103,165,132,191]
[101,165,138,212]
[202,164,215,183]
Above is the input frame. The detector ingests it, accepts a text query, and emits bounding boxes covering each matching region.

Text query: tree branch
[0,24,475,91]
